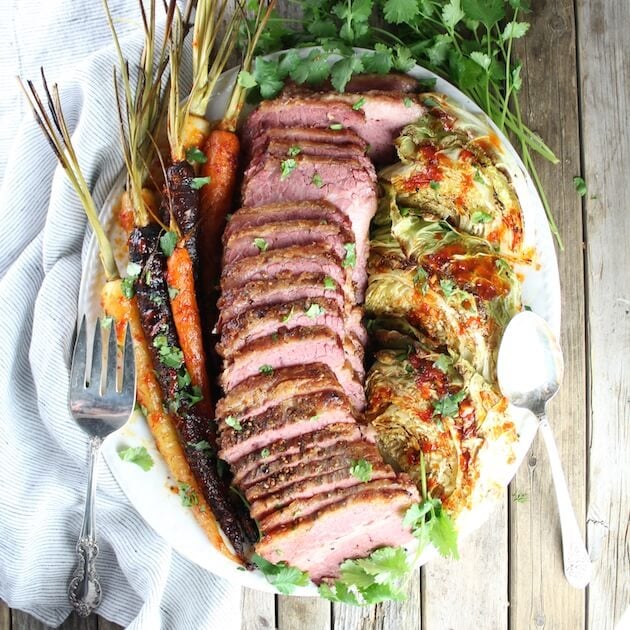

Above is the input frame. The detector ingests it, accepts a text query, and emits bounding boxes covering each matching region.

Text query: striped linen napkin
[0,1,241,627]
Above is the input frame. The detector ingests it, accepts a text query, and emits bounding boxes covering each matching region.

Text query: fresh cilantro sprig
[251,554,311,595]
[319,546,411,605]
[404,452,459,559]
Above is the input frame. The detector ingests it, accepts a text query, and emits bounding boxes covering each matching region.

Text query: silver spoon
[497,311,592,589]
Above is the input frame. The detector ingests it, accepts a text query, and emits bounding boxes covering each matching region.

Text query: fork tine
[104,318,119,394]
[89,319,103,390]
[70,316,88,390]
[121,323,136,398]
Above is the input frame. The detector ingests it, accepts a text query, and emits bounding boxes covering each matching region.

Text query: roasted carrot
[166,243,212,418]
[101,280,238,563]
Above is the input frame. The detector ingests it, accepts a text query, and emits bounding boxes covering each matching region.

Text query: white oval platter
[78,49,561,596]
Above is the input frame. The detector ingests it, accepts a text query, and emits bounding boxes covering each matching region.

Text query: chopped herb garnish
[473,169,486,185]
[513,491,528,503]
[188,440,212,452]
[471,210,493,224]
[350,459,373,482]
[311,173,324,188]
[323,276,337,289]
[304,303,325,319]
[160,230,178,256]
[168,286,180,299]
[280,158,298,180]
[329,123,344,130]
[259,364,274,376]
[352,97,366,110]
[153,335,184,368]
[413,267,429,294]
[429,180,440,190]
[433,354,452,373]
[418,78,438,91]
[342,242,356,268]
[432,389,466,419]
[251,553,310,595]
[224,416,243,432]
[118,446,154,471]
[495,258,511,273]
[191,176,211,190]
[178,482,199,507]
[286,145,302,157]
[403,97,413,108]
[126,262,141,277]
[573,176,587,197]
[261,448,270,458]
[310,414,320,422]
[253,237,268,252]
[186,147,207,164]
[439,278,456,297]
[399,206,410,216]
[101,315,113,330]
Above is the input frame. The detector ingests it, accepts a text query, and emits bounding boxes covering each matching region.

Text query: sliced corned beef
[217,390,356,463]
[220,326,365,410]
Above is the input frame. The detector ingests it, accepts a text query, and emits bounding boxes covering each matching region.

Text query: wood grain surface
[5,0,629,629]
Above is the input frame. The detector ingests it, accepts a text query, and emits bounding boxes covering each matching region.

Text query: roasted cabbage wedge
[379,92,525,259]
[366,331,516,517]
[366,190,521,383]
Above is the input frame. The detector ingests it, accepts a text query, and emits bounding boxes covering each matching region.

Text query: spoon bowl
[497,311,591,589]
[497,311,564,414]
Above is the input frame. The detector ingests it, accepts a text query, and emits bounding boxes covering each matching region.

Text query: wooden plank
[96,616,122,630]
[0,601,10,630]
[241,589,275,630]
[509,0,586,628]
[332,567,420,630]
[278,596,330,630]
[9,610,97,630]
[422,499,507,629]
[576,0,630,627]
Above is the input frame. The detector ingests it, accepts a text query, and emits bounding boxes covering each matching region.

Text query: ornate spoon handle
[68,436,103,616]
[538,414,592,588]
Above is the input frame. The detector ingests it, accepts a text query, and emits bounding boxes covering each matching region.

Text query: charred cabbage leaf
[366,193,521,382]
[379,93,525,258]
[366,342,514,516]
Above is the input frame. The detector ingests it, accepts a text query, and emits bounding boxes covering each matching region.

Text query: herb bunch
[244,0,562,245]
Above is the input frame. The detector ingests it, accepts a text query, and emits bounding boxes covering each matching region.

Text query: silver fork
[68,317,136,617]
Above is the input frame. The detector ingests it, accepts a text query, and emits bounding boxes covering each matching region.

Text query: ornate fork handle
[68,436,103,616]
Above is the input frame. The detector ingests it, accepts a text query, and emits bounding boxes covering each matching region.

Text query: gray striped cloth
[0,1,241,628]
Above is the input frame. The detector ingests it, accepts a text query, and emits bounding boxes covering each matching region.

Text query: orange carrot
[165,244,213,418]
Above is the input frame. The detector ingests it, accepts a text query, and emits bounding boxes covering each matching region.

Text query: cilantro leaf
[312,173,324,188]
[462,0,505,28]
[224,416,243,432]
[259,364,274,376]
[383,0,419,24]
[280,158,298,180]
[237,69,257,88]
[191,176,211,190]
[185,147,207,164]
[442,0,465,30]
[251,554,310,595]
[330,55,364,92]
[160,230,178,257]
[350,458,373,482]
[188,440,212,452]
[342,242,357,268]
[471,210,493,224]
[286,145,302,157]
[118,446,154,471]
[501,21,530,41]
[323,276,337,289]
[433,354,452,373]
[253,57,285,99]
[304,303,326,319]
[439,278,456,297]
[352,97,366,110]
[178,482,199,507]
[253,237,269,252]
[573,176,587,197]
[432,389,466,418]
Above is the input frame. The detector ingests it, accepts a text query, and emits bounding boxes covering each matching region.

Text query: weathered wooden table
[2,0,628,628]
